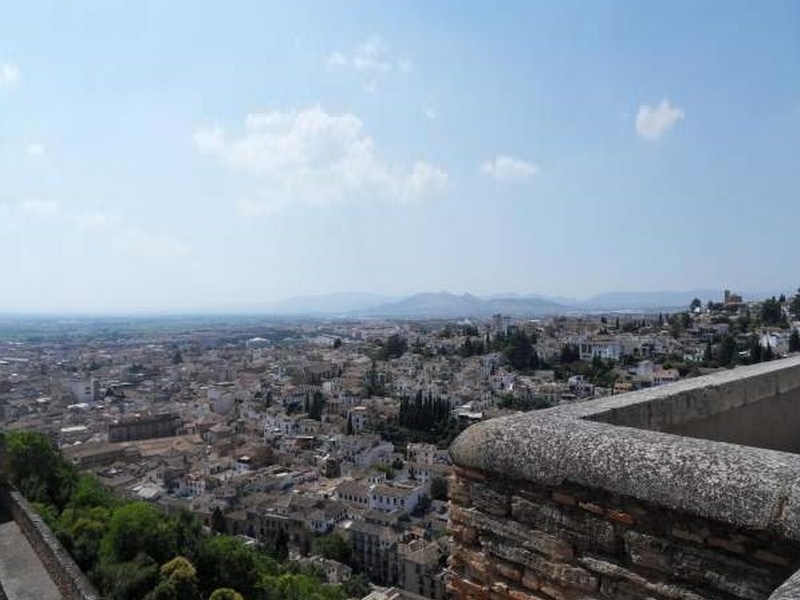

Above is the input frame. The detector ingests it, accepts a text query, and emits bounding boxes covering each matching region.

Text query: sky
[1,1,799,313]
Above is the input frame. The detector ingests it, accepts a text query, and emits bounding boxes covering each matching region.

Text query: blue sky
[1,1,798,313]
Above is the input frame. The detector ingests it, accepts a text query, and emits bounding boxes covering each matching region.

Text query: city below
[1,287,799,599]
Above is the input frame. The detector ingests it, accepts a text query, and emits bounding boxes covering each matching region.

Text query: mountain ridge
[261,289,752,318]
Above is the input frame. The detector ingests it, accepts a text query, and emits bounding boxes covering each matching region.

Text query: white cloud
[21,198,60,218]
[26,143,44,156]
[424,107,437,121]
[635,99,685,140]
[117,229,190,258]
[194,105,449,214]
[192,126,224,153]
[73,213,120,231]
[14,198,188,257]
[405,162,449,199]
[324,51,348,67]
[235,197,284,217]
[480,155,539,181]
[325,35,413,74]
[0,63,19,89]
[397,59,414,73]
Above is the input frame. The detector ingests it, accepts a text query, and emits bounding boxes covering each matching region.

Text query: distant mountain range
[263,288,739,318]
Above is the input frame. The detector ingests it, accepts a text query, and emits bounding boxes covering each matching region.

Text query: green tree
[429,476,448,501]
[503,330,539,371]
[718,335,738,367]
[210,507,227,535]
[69,473,118,510]
[172,349,183,365]
[760,296,786,327]
[790,330,800,353]
[559,344,580,364]
[57,507,110,572]
[100,502,178,565]
[193,535,265,599]
[381,334,408,360]
[345,413,354,436]
[92,553,160,600]
[749,336,762,364]
[144,557,201,600]
[209,590,244,600]
[308,391,325,421]
[312,533,352,565]
[341,574,370,599]
[172,509,203,556]
[690,298,702,311]
[5,430,77,510]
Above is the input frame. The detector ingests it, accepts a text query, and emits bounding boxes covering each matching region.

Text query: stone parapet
[5,488,101,600]
[448,357,800,599]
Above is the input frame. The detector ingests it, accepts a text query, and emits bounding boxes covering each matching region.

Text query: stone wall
[448,357,800,600]
[448,466,800,600]
[5,487,101,600]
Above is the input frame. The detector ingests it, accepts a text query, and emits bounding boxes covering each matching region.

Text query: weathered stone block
[625,530,785,600]
[578,556,647,587]
[521,569,541,591]
[482,538,551,574]
[538,582,568,600]
[450,576,489,600]
[451,477,474,506]
[552,491,577,507]
[513,496,618,553]
[671,526,707,545]
[606,510,635,526]
[707,536,746,555]
[578,501,605,516]
[550,563,598,592]
[508,589,549,600]
[752,549,791,567]
[455,503,574,560]
[496,561,523,582]
[624,530,672,572]
[455,465,491,483]
[462,547,493,583]
[472,481,511,516]
[450,523,480,546]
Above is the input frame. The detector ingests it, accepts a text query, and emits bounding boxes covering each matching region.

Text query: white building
[369,483,424,514]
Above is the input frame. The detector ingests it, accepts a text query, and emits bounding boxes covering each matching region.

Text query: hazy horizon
[0,287,787,318]
[2,1,798,313]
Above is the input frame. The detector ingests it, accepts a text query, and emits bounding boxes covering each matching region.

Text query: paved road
[0,520,62,600]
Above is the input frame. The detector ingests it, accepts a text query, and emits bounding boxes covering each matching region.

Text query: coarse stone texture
[0,520,61,600]
[448,357,800,599]
[3,487,99,600]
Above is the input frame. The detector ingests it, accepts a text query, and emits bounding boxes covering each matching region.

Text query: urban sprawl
[2,289,799,600]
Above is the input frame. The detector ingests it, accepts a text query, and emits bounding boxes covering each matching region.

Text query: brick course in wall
[448,467,800,600]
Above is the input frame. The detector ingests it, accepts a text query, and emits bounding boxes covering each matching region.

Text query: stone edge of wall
[769,567,800,599]
[5,488,101,600]
[450,356,800,540]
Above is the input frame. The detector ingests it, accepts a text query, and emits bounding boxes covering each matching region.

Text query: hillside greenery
[3,430,353,600]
